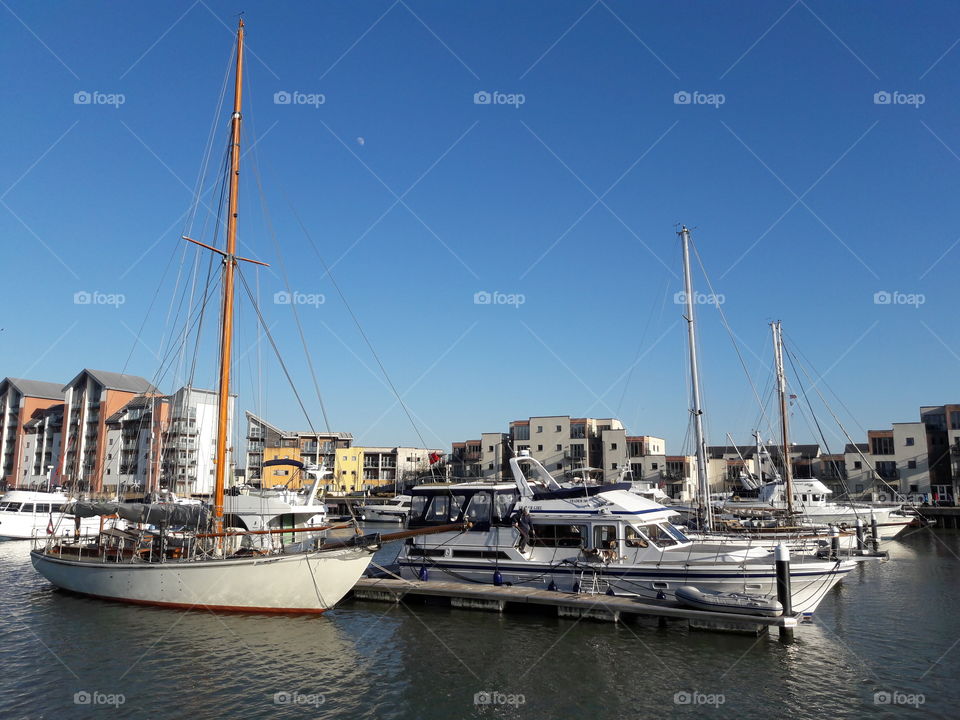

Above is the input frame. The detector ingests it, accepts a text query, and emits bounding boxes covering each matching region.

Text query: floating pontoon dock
[349,576,799,635]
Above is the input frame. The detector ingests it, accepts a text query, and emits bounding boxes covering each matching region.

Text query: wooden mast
[213,19,245,533]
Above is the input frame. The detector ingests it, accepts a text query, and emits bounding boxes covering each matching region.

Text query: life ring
[732,495,741,502]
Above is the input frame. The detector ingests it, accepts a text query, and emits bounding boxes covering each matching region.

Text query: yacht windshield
[464,492,492,524]
[642,524,680,548]
[663,523,689,544]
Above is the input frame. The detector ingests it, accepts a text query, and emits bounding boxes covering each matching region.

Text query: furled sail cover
[64,502,209,527]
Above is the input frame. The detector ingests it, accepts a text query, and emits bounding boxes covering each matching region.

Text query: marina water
[1,526,957,719]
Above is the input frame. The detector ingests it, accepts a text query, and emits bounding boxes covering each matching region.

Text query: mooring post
[870,513,880,551]
[855,518,865,552]
[775,544,794,642]
[830,525,840,559]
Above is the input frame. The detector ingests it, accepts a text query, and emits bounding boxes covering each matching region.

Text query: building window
[853,461,862,469]
[908,460,917,469]
[556,463,562,470]
[651,463,658,470]
[871,436,894,455]
[556,425,562,432]
[536,426,543,433]
[905,437,915,446]
[488,446,493,452]
[537,445,543,452]
[910,484,919,493]
[556,444,562,451]
[610,443,617,450]
[611,463,618,470]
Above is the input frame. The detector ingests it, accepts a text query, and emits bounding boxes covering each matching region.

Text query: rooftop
[1,377,65,400]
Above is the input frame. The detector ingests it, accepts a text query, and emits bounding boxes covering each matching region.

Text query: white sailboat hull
[31,547,372,613]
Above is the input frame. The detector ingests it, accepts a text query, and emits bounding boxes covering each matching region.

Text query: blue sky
[1,1,957,456]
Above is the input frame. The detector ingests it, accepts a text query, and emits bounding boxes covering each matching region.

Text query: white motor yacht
[397,453,855,614]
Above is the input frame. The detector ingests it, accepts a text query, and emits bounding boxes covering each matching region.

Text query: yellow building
[334,447,363,492]
[262,446,303,488]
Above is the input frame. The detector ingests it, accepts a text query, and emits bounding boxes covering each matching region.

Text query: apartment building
[21,403,64,487]
[452,416,665,485]
[103,395,168,494]
[921,405,960,502]
[244,411,352,485]
[61,369,157,491]
[0,377,66,487]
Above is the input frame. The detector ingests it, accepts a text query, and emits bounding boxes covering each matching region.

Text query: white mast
[679,226,713,531]
[771,321,795,516]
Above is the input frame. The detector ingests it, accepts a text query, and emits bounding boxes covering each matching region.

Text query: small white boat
[0,490,100,540]
[360,495,411,523]
[674,585,783,617]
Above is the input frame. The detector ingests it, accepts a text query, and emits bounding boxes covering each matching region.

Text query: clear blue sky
[1,1,956,456]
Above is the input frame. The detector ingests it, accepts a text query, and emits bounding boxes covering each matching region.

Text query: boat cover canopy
[64,501,209,527]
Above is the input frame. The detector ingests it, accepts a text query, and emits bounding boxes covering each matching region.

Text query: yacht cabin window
[492,491,518,523]
[530,524,586,548]
[20,504,34,513]
[625,526,648,547]
[593,525,618,550]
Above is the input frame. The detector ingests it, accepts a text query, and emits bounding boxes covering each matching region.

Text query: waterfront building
[452,416,668,487]
[244,411,352,485]
[0,377,66,488]
[61,369,157,492]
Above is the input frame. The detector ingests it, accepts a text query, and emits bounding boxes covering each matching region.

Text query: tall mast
[754,429,763,484]
[679,226,713,531]
[213,19,245,532]
[771,321,794,515]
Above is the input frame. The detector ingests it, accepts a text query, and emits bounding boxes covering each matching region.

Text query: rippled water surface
[1,526,957,719]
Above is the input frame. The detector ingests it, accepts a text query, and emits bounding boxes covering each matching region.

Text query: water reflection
[0,529,957,718]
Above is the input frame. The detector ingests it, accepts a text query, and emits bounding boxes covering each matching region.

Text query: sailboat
[30,20,452,612]
[721,322,913,539]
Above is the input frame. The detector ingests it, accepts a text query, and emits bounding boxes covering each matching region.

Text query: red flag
[46,517,54,535]
[429,452,442,465]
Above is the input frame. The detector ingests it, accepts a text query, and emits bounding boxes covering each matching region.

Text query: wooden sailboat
[30,20,449,612]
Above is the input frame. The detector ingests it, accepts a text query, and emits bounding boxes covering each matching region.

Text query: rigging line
[616,274,670,417]
[785,342,908,504]
[687,235,776,440]
[236,264,318,436]
[185,44,235,237]
[189,139,233,387]
[783,343,848,485]
[121,50,233,383]
[246,117,331,433]
[781,329,870,439]
[286,203,438,481]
